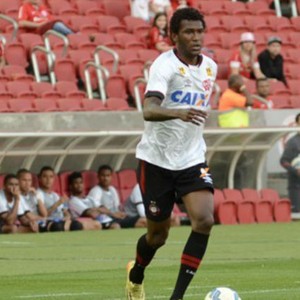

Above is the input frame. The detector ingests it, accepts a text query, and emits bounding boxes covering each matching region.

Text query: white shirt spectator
[123,184,146,218]
[0,190,29,216]
[131,0,150,22]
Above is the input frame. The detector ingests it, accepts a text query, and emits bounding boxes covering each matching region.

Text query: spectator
[123,184,180,226]
[0,38,5,69]
[251,77,273,109]
[149,0,172,18]
[149,12,173,52]
[37,166,83,232]
[131,0,150,22]
[88,165,145,228]
[68,171,110,230]
[0,174,38,234]
[258,36,287,86]
[229,32,264,80]
[18,0,74,36]
[170,0,193,11]
[280,112,300,213]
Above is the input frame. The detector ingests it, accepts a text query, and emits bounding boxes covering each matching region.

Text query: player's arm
[143,96,208,125]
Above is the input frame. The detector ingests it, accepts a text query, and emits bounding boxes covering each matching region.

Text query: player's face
[18,173,32,193]
[70,178,84,195]
[39,170,55,190]
[172,20,204,61]
[98,170,112,189]
[5,178,19,196]
[257,81,270,98]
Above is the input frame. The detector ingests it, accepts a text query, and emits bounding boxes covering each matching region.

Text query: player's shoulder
[152,50,176,66]
[202,54,217,69]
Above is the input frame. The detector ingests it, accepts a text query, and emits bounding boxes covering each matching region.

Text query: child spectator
[37,166,83,232]
[229,32,264,80]
[149,12,173,52]
[0,174,38,234]
[88,165,145,228]
[18,0,74,35]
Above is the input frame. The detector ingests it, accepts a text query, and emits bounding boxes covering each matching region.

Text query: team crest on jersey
[149,201,160,216]
[202,79,212,92]
[179,67,186,76]
[200,168,213,184]
[206,67,212,77]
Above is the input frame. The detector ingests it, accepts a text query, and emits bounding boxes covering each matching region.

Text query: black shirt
[258,49,287,85]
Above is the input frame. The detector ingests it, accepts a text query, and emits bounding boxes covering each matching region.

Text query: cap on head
[267,36,282,45]
[240,32,255,43]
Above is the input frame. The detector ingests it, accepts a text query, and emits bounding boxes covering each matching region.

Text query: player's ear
[170,32,177,44]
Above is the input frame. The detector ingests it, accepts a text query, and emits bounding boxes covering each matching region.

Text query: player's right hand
[178,108,208,126]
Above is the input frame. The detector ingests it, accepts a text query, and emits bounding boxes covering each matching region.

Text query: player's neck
[174,48,201,66]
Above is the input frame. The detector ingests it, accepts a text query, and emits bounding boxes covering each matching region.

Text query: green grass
[0,223,300,300]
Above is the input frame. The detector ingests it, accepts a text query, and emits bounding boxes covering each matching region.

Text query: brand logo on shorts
[200,168,213,184]
[149,201,160,216]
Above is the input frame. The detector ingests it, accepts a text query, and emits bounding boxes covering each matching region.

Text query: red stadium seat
[221,16,250,34]
[219,33,241,49]
[4,43,28,68]
[55,81,82,97]
[1,65,35,82]
[0,0,19,15]
[244,16,273,33]
[119,63,144,82]
[116,49,140,65]
[97,15,121,32]
[81,99,107,111]
[102,0,131,20]
[223,189,256,224]
[74,0,104,16]
[270,95,292,109]
[260,189,291,222]
[223,1,250,15]
[19,33,44,53]
[242,188,273,223]
[56,98,83,111]
[106,97,132,111]
[215,49,231,64]
[106,75,128,99]
[54,59,77,83]
[47,0,78,15]
[286,49,300,64]
[0,99,12,112]
[246,1,275,16]
[205,16,227,34]
[269,81,291,96]
[69,16,99,33]
[215,189,238,225]
[30,82,55,97]
[123,16,148,33]
[289,96,300,108]
[59,171,73,196]
[6,81,37,99]
[117,169,137,203]
[33,98,58,112]
[137,49,159,63]
[81,170,98,195]
[267,16,295,33]
[290,17,300,31]
[8,98,36,113]
[197,1,227,16]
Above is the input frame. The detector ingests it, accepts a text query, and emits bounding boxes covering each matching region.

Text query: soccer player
[125,7,217,300]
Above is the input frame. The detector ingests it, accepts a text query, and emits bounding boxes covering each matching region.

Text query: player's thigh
[137,160,176,222]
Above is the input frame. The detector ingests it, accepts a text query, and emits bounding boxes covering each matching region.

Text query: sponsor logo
[170,90,208,107]
[200,167,213,184]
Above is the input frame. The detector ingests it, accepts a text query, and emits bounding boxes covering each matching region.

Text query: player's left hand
[178,108,208,126]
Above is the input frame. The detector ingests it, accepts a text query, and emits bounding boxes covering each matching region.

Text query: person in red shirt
[0,39,5,69]
[18,0,74,35]
[229,32,264,80]
[148,12,173,52]
[252,77,273,109]
[170,0,193,11]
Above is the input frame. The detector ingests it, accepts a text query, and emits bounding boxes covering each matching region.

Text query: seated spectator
[37,166,83,232]
[18,0,74,36]
[0,38,5,69]
[68,171,109,230]
[88,165,145,228]
[131,0,150,22]
[218,74,268,111]
[0,174,38,234]
[149,12,173,52]
[170,0,192,11]
[149,0,172,18]
[258,36,287,86]
[251,77,273,109]
[229,32,264,80]
[123,184,180,227]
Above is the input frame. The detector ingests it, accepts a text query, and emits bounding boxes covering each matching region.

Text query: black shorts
[113,216,140,228]
[137,160,214,222]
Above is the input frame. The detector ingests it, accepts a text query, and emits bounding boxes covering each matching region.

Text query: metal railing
[43,30,69,58]
[0,14,18,41]
[94,45,119,74]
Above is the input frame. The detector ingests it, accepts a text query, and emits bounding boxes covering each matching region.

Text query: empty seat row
[0,97,132,113]
[214,188,291,224]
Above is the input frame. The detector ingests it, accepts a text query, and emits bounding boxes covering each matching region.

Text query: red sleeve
[18,4,30,21]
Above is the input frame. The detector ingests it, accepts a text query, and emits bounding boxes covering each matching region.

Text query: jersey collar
[173,48,203,67]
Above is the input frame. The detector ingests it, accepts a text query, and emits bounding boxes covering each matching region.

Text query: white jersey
[0,190,29,216]
[87,185,120,213]
[22,192,43,215]
[123,184,145,218]
[136,50,217,170]
[131,0,150,22]
[36,188,66,220]
[69,195,97,218]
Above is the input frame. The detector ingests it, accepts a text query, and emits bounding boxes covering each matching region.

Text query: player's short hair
[39,166,54,177]
[255,77,268,87]
[97,164,113,174]
[4,174,17,185]
[17,168,31,178]
[295,113,300,123]
[170,7,206,34]
[68,171,82,186]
